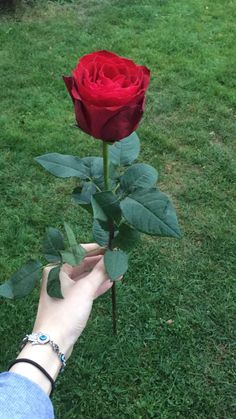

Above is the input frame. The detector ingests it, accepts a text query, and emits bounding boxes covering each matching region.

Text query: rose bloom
[63,50,150,142]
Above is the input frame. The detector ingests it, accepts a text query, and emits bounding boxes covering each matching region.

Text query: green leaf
[104,249,128,281]
[92,220,109,246]
[62,223,86,266]
[91,191,121,223]
[92,220,118,246]
[72,182,96,213]
[47,265,63,299]
[120,188,181,238]
[0,281,13,299]
[109,132,140,166]
[35,153,88,178]
[120,163,158,192]
[0,260,42,299]
[82,157,104,179]
[112,223,140,251]
[64,222,77,248]
[61,246,84,266]
[43,227,65,263]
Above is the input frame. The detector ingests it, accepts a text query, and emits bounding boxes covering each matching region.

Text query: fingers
[81,243,105,256]
[94,280,113,299]
[45,244,104,282]
[67,255,103,280]
[72,257,109,298]
[57,256,105,297]
[86,258,109,289]
[41,252,105,298]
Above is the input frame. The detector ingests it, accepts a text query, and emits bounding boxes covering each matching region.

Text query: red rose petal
[64,50,150,141]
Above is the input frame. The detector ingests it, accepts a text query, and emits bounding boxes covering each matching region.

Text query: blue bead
[60,354,65,362]
[40,335,47,341]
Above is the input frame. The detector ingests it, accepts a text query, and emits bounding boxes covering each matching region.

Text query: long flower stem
[102,142,109,191]
[102,141,117,335]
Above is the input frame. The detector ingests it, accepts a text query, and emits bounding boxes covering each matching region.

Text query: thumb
[86,257,109,290]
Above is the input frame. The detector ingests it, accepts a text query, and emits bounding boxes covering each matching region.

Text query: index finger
[81,243,105,256]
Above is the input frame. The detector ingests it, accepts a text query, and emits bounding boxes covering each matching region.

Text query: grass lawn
[0,0,235,417]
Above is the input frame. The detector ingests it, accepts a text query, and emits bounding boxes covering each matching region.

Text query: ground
[0,1,235,418]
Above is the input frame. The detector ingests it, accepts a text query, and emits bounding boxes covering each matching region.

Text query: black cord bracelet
[8,358,55,396]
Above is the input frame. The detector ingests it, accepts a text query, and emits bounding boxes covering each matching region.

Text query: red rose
[63,50,150,142]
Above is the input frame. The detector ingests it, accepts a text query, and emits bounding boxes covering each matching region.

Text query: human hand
[33,243,112,358]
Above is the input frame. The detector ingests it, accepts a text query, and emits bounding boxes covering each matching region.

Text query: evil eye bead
[37,333,50,344]
[60,354,66,363]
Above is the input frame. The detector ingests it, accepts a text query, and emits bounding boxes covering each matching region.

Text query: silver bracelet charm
[22,332,66,372]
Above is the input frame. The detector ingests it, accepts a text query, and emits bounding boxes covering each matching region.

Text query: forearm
[9,342,63,395]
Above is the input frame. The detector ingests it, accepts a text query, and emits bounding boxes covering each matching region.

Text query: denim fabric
[0,372,54,418]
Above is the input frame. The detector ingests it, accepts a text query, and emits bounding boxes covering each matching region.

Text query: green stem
[102,142,109,191]
[112,182,120,194]
[102,141,117,335]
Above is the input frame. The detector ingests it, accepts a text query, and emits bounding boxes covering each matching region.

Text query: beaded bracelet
[22,332,66,372]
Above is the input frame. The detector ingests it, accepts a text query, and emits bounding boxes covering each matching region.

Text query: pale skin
[10,244,113,396]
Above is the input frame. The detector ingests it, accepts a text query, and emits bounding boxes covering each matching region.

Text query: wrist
[10,342,61,395]
[32,326,74,359]
[9,331,71,396]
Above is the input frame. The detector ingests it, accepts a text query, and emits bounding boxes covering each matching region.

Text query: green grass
[0,1,236,417]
